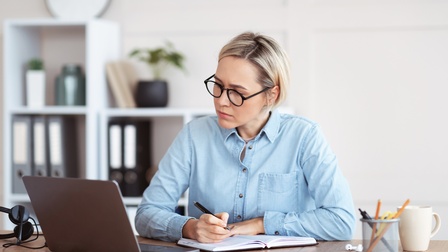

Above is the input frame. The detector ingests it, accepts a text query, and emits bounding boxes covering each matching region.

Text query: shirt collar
[221,109,280,143]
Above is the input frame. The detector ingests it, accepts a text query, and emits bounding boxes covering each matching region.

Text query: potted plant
[129,41,185,107]
[26,58,46,107]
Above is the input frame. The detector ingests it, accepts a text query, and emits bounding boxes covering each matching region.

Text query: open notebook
[178,235,317,251]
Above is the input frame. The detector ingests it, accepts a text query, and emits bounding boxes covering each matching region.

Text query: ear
[267,85,280,106]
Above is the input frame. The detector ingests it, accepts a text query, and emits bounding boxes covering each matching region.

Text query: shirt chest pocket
[257,172,299,215]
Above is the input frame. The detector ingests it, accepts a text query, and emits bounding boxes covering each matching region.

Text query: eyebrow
[214,75,248,90]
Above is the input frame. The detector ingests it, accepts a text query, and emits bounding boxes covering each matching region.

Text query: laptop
[23,176,198,252]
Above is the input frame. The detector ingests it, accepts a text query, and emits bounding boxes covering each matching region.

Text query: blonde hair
[219,32,290,108]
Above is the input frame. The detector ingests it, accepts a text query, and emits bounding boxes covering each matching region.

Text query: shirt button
[237,215,242,219]
[248,145,253,150]
[275,231,280,235]
[242,168,247,173]
[239,193,243,198]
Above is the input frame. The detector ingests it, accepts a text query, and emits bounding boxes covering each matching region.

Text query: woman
[135,32,356,242]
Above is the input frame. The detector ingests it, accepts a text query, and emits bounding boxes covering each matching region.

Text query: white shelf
[9,194,31,203]
[2,19,120,230]
[105,107,214,117]
[2,18,212,230]
[122,197,143,206]
[9,106,88,115]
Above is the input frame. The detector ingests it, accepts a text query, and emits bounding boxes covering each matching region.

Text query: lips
[217,110,232,119]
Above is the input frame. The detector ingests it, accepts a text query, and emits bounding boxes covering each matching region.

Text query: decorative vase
[135,80,168,107]
[26,70,46,107]
[55,64,86,106]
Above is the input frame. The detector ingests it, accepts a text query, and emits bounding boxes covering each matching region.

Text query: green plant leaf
[128,41,185,80]
[28,58,44,70]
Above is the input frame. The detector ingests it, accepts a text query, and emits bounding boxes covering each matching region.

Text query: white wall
[288,1,448,240]
[1,0,448,239]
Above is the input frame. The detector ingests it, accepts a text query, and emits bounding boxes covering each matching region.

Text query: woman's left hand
[229,217,265,236]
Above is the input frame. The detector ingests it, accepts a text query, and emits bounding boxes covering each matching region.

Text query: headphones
[0,205,34,243]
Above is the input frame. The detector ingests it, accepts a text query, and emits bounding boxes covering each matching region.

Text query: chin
[217,118,237,129]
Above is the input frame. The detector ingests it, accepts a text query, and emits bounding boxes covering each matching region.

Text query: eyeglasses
[204,74,271,107]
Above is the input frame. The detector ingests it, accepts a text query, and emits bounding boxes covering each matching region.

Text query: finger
[200,213,228,229]
[214,212,229,224]
[198,228,233,243]
[198,214,231,236]
[195,224,231,243]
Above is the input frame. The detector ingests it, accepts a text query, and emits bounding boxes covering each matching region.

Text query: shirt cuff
[263,211,287,235]
[167,215,194,241]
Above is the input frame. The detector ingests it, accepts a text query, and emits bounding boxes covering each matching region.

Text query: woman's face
[213,56,274,135]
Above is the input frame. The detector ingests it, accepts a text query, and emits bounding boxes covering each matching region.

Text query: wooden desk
[1,234,448,251]
[139,238,448,251]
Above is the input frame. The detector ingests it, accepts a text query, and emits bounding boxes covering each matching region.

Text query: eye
[214,82,224,89]
[229,89,243,96]
[232,88,248,96]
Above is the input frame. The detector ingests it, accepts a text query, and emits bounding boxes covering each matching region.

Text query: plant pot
[26,70,46,107]
[135,80,168,107]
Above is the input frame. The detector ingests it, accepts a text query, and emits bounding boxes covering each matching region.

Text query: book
[105,61,137,108]
[177,235,317,251]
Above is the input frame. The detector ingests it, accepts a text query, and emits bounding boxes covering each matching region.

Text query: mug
[397,206,441,251]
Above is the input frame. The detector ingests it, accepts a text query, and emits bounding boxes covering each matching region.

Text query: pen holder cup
[361,218,400,252]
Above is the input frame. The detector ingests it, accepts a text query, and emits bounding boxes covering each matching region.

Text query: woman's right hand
[182,212,232,243]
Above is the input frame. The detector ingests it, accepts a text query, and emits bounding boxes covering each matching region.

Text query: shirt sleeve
[135,124,193,242]
[263,124,356,240]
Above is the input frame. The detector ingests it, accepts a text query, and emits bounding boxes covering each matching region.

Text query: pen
[358,208,372,219]
[193,201,230,230]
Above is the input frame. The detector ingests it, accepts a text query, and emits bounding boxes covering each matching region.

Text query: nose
[216,91,231,106]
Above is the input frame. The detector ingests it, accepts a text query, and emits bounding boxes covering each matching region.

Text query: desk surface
[1,234,448,251]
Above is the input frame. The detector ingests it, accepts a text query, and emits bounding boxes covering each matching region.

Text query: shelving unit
[100,108,214,206]
[2,19,120,229]
[2,18,215,232]
[100,108,214,233]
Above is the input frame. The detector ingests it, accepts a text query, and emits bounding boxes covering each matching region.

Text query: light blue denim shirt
[135,110,356,242]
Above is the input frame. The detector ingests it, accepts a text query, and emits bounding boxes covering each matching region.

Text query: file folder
[123,120,150,196]
[47,116,78,178]
[11,115,33,193]
[108,120,125,193]
[32,115,49,177]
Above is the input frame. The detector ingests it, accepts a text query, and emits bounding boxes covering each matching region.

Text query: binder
[108,119,151,196]
[122,120,150,196]
[11,115,33,193]
[47,116,78,178]
[32,115,49,177]
[108,120,125,193]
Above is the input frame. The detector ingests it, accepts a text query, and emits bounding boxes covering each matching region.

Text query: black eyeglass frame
[204,74,271,107]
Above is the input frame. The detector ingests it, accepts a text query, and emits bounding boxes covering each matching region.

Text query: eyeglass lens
[205,81,244,106]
